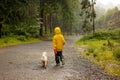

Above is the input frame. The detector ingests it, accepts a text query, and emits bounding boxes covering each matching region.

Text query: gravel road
[0,36,119,80]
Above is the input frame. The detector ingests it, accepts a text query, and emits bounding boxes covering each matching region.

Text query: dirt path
[0,36,119,80]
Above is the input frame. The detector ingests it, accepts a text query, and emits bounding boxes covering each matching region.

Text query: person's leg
[58,51,65,65]
[55,52,60,65]
[58,51,62,61]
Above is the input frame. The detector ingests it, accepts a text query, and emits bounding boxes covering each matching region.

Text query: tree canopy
[96,7,120,29]
[1,0,113,38]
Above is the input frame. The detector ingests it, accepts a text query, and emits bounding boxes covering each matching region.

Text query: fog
[96,0,120,10]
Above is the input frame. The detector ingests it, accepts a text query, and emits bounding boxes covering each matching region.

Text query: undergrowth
[76,29,120,77]
[0,35,41,48]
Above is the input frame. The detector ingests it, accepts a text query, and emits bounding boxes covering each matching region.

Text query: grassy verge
[0,36,41,48]
[76,29,120,77]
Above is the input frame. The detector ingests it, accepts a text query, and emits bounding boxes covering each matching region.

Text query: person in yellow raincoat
[53,27,65,66]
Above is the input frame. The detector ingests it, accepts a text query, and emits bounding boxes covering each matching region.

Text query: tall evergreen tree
[80,0,96,34]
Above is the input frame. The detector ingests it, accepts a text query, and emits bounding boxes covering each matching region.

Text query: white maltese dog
[41,52,48,69]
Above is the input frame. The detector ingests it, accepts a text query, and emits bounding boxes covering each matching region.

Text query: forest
[0,0,120,38]
[0,0,97,40]
[0,0,120,77]
[0,0,81,38]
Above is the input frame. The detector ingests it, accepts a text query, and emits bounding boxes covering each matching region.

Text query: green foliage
[93,52,98,58]
[86,52,90,56]
[0,0,38,38]
[17,36,26,41]
[27,27,39,38]
[104,7,119,21]
[0,0,83,37]
[81,0,89,9]
[77,29,120,77]
[80,0,96,34]
[79,29,120,41]
[113,48,120,59]
[87,47,95,53]
[0,36,41,48]
[2,23,39,39]
[3,38,9,43]
[0,0,37,25]
[96,7,120,29]
[77,40,120,76]
[78,35,92,41]
[101,46,107,51]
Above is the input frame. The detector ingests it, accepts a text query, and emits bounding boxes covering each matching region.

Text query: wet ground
[0,36,119,80]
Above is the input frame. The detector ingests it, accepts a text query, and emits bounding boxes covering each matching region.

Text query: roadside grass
[0,36,41,48]
[76,29,120,77]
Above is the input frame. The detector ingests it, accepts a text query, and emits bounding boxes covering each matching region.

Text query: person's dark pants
[55,51,64,64]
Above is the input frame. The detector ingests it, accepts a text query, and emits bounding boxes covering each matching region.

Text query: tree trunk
[39,24,43,36]
[92,0,95,34]
[0,24,2,38]
[92,16,95,34]
[0,17,3,38]
[50,14,52,33]
[44,16,47,34]
[39,0,44,37]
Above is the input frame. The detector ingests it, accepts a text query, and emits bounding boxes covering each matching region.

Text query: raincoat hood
[54,27,61,34]
[53,27,65,51]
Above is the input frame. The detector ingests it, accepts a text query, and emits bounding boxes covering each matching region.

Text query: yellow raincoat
[53,27,65,51]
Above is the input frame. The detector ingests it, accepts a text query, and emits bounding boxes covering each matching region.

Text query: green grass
[0,36,41,48]
[76,29,120,77]
[77,39,107,47]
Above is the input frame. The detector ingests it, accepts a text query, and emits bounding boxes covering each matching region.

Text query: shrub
[86,52,90,56]
[87,47,95,53]
[17,36,26,41]
[4,39,8,43]
[113,48,120,59]
[101,46,107,51]
[79,35,92,41]
[79,29,120,41]
[93,52,98,58]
